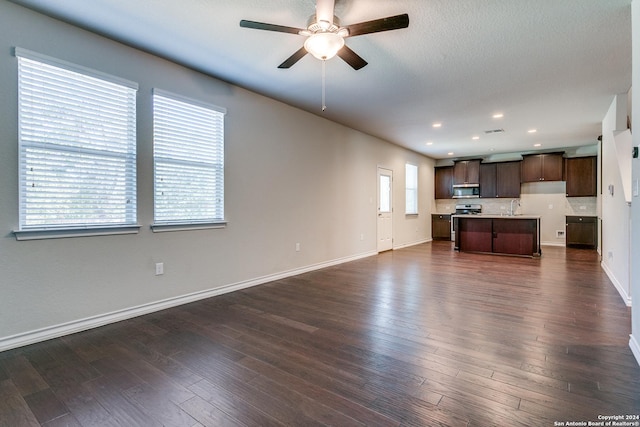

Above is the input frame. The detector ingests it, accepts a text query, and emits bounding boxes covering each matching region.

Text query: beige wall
[601,94,632,305]
[0,2,435,350]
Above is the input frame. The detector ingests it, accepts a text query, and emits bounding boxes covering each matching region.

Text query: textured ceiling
[9,0,632,159]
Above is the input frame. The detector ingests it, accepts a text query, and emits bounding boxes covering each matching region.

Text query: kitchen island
[453,214,541,257]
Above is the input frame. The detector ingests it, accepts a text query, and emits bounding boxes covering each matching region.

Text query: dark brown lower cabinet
[492,219,536,256]
[457,218,493,252]
[566,216,597,249]
[431,214,452,240]
[455,216,541,257]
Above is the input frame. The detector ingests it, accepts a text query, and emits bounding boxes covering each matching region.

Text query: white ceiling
[10,0,632,160]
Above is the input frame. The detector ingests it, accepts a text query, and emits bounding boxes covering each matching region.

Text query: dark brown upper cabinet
[435,166,453,199]
[479,163,496,198]
[521,153,563,182]
[565,156,597,197]
[453,160,480,185]
[496,161,522,198]
[479,161,521,198]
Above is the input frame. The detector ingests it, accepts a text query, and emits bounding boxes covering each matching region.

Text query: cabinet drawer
[566,216,597,224]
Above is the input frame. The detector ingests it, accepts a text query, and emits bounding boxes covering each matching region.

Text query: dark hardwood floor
[1,242,639,426]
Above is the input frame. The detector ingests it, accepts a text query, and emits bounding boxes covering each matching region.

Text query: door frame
[377,167,393,252]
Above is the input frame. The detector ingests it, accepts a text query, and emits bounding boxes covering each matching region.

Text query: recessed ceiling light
[472,136,480,140]
[447,152,454,156]
[534,143,542,147]
[426,141,433,146]
[492,113,504,119]
[432,123,442,128]
[528,129,537,133]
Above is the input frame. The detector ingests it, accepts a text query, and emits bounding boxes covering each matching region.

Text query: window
[380,174,391,213]
[405,163,418,214]
[15,48,138,238]
[152,89,226,229]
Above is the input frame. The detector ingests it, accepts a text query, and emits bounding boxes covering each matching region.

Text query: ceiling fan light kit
[239,0,409,110]
[239,1,409,70]
[304,31,345,60]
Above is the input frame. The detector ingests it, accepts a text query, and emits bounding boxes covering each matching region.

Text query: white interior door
[377,167,393,252]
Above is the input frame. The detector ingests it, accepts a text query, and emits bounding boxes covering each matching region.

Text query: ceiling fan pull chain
[322,59,327,111]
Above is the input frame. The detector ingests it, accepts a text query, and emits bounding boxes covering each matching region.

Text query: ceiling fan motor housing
[306,15,341,33]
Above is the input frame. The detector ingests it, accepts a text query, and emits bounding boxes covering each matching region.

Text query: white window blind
[16,49,138,230]
[405,163,418,214]
[153,89,225,225]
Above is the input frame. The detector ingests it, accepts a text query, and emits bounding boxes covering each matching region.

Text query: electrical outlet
[155,262,164,276]
[295,243,300,252]
[556,230,565,238]
[360,233,364,241]
[548,204,553,210]
[579,205,586,210]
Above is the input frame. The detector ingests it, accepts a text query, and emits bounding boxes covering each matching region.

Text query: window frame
[405,163,419,215]
[151,89,227,233]
[13,48,140,241]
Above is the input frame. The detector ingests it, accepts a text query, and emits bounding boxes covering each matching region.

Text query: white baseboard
[0,250,377,353]
[393,238,431,250]
[601,261,632,307]
[630,335,640,367]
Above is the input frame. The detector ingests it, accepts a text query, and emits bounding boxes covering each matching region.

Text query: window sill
[151,221,227,233]
[13,225,141,241]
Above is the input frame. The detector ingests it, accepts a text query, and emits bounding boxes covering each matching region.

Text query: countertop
[452,214,541,219]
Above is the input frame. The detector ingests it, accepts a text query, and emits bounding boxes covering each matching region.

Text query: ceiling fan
[239,0,409,70]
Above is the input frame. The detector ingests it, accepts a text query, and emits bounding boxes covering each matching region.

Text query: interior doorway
[377,167,393,252]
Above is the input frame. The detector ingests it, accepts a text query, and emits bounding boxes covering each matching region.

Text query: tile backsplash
[565,197,598,216]
[434,200,456,214]
[435,196,597,216]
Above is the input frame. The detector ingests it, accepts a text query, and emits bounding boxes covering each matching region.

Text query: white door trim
[377,167,393,252]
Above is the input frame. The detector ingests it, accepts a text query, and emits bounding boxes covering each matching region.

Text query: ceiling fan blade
[278,47,308,69]
[337,45,368,70]
[315,0,335,24]
[345,13,409,37]
[240,19,304,35]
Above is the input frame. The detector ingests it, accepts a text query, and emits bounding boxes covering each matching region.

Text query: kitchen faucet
[509,199,520,216]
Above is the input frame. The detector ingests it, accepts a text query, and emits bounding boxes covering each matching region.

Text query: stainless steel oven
[455,204,482,215]
[452,204,482,241]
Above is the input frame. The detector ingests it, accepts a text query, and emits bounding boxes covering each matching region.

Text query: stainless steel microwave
[452,185,479,198]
